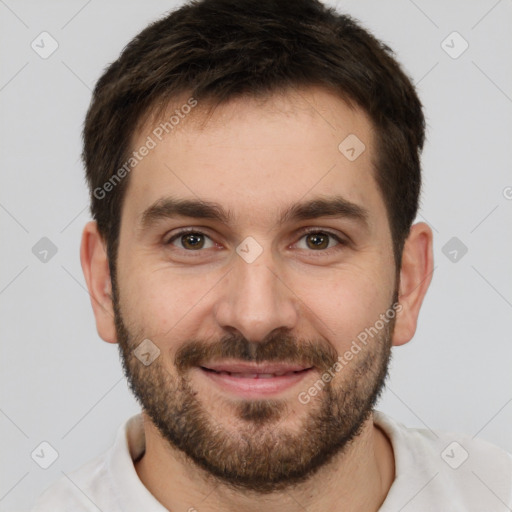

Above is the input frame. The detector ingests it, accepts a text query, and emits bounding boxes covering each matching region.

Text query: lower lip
[198,367,314,398]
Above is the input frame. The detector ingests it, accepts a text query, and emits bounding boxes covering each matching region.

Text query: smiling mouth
[200,367,311,378]
[197,363,314,397]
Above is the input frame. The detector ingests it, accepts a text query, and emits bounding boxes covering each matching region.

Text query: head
[80,0,433,493]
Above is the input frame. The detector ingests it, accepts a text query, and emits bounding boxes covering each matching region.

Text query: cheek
[303,265,392,347]
[117,261,216,339]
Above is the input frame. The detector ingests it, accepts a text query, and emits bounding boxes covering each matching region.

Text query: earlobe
[80,220,118,344]
[392,222,434,347]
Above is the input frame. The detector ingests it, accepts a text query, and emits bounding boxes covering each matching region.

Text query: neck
[134,412,395,512]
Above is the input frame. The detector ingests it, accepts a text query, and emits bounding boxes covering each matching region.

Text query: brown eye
[305,232,330,250]
[166,230,214,250]
[181,233,205,250]
[296,230,344,252]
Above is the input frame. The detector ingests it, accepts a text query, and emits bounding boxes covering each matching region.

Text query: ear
[392,222,434,347]
[80,220,118,344]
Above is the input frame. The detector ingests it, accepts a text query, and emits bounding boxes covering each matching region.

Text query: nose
[213,247,299,343]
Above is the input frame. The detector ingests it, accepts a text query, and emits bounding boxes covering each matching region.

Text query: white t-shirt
[30,411,512,511]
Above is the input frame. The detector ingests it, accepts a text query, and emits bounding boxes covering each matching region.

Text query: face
[112,87,398,492]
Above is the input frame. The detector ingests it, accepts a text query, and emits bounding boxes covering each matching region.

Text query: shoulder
[29,453,113,512]
[30,414,150,512]
[374,410,512,511]
[29,415,143,512]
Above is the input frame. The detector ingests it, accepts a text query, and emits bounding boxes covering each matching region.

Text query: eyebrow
[138,195,370,232]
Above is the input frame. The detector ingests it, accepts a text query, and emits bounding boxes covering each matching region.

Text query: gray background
[1,1,511,510]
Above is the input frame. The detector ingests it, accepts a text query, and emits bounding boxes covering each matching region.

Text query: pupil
[184,233,203,249]
[309,233,328,249]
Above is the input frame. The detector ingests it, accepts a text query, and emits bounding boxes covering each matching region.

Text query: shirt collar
[106,413,168,512]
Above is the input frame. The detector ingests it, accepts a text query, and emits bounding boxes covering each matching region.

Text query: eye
[295,229,345,252]
[165,229,215,250]
[164,228,347,254]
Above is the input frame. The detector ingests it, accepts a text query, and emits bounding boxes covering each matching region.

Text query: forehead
[122,86,384,233]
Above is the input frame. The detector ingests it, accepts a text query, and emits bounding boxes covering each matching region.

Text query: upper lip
[201,362,312,374]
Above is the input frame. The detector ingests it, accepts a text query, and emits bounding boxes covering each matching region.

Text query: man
[31,0,512,510]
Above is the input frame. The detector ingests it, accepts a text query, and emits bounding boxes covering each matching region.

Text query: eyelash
[164,227,347,254]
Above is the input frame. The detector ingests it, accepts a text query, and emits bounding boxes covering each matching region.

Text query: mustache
[174,329,339,374]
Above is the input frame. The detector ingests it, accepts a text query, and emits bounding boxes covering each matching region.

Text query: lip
[198,362,314,398]
[201,361,312,374]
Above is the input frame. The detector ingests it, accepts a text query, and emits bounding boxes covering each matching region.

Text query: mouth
[197,362,314,397]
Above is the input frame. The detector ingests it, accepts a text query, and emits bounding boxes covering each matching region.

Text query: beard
[112,277,395,494]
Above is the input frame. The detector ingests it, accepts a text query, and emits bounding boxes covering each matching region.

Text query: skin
[81,86,433,512]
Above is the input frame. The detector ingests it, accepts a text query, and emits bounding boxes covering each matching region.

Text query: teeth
[204,367,310,378]
[217,371,298,378]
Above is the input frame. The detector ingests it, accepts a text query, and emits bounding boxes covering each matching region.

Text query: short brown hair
[82,0,425,277]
